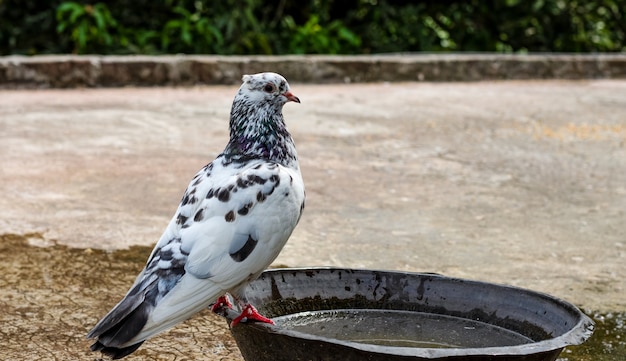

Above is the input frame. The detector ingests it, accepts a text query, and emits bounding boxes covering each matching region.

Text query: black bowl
[220,268,593,361]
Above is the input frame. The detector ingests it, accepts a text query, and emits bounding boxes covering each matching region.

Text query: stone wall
[1,54,626,88]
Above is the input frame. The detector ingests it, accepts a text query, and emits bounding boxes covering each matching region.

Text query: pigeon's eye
[263,84,275,93]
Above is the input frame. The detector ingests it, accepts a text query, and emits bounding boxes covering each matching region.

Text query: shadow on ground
[1,234,623,360]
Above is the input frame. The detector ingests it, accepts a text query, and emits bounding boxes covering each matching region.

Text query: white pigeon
[87,72,305,359]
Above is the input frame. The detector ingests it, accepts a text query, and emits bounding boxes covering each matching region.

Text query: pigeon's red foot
[231,304,274,327]
[211,295,233,313]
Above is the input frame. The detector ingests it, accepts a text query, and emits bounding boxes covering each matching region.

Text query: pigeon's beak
[283,91,300,104]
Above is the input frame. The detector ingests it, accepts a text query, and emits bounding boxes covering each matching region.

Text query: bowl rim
[225,267,595,358]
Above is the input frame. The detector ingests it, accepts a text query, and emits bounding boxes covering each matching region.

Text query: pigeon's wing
[86,163,222,354]
[87,160,305,353]
[182,161,305,285]
[119,160,304,345]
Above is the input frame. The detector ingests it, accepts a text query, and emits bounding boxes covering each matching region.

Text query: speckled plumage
[87,73,305,359]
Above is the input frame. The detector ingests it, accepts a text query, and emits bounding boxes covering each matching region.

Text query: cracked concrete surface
[1,80,625,360]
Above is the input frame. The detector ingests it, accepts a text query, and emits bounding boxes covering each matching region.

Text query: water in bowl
[273,309,534,348]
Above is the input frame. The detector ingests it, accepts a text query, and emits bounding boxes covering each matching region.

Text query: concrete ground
[1,80,625,360]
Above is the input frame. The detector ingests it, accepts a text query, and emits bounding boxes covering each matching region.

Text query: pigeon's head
[227,72,300,165]
[236,72,300,108]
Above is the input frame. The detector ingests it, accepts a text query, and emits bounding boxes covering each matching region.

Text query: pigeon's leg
[210,295,234,313]
[231,304,274,327]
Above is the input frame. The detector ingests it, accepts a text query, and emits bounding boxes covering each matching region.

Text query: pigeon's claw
[211,295,234,313]
[231,304,274,327]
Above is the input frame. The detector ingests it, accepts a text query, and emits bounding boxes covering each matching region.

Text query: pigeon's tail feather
[87,282,155,358]
[87,277,152,338]
[90,340,144,360]
[90,300,152,344]
[89,275,225,359]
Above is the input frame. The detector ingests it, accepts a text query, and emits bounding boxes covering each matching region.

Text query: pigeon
[87,72,305,359]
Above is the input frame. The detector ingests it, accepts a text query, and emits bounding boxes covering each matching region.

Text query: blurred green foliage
[0,0,624,55]
[56,2,118,53]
